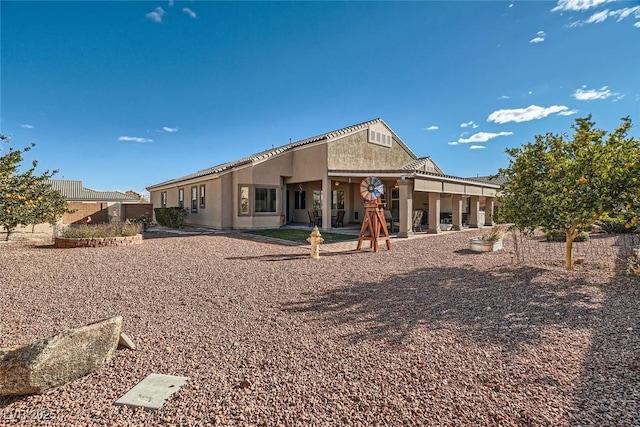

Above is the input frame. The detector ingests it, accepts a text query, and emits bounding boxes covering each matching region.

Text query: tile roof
[147,118,416,189]
[47,180,139,202]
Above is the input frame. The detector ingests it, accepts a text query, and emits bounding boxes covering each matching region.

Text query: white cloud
[487,105,571,124]
[119,136,154,143]
[587,9,611,23]
[558,109,578,116]
[447,141,458,146]
[573,85,617,100]
[570,6,640,26]
[457,131,513,144]
[424,125,439,131]
[530,30,546,43]
[635,21,640,28]
[551,0,611,12]
[611,6,640,21]
[19,124,34,129]
[145,6,166,23]
[460,121,479,128]
[183,7,197,19]
[470,145,486,150]
[499,95,510,100]
[162,126,178,132]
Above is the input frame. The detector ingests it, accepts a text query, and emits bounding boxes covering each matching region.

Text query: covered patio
[284,171,499,238]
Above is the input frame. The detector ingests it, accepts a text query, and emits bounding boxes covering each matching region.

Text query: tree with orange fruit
[0,135,69,240]
[497,115,639,270]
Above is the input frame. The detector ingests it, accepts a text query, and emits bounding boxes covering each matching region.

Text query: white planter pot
[470,237,503,252]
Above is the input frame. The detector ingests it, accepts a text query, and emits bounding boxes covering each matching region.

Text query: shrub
[627,248,640,276]
[59,223,142,238]
[154,207,188,228]
[132,213,155,231]
[544,229,590,242]
[596,214,637,234]
[480,225,507,242]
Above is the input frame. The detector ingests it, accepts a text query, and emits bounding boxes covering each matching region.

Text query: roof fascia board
[148,174,221,191]
[415,173,501,188]
[251,138,328,167]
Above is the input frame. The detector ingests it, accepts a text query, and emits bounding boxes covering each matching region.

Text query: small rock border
[54,234,143,248]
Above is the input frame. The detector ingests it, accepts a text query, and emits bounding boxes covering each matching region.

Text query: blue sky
[2,0,639,196]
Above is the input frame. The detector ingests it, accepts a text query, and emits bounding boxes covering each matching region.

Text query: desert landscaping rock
[0,316,122,396]
[0,231,638,425]
[115,373,188,410]
[117,332,136,350]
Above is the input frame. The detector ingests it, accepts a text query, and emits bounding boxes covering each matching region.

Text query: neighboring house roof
[470,175,508,187]
[47,180,139,202]
[147,118,417,190]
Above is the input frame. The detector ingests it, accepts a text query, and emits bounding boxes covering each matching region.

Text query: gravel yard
[0,230,638,426]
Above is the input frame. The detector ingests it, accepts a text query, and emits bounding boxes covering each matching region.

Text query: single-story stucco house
[146,118,500,237]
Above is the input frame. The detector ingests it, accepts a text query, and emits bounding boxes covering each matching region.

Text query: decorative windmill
[356,177,392,252]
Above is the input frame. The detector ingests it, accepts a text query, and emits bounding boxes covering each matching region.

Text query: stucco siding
[327,130,414,170]
[290,144,328,182]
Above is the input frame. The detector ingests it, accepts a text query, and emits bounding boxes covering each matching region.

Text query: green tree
[497,116,640,270]
[125,190,148,202]
[0,135,69,240]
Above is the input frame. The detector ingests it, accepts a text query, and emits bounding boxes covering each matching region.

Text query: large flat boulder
[0,316,123,395]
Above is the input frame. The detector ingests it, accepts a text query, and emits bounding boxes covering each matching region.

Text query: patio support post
[427,192,441,234]
[322,176,331,230]
[397,179,414,238]
[484,197,495,226]
[451,194,463,231]
[468,195,480,228]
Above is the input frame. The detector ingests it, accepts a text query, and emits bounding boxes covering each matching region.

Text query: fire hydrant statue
[306,226,324,259]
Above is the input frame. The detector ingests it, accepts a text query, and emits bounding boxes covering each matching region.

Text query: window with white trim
[178,188,184,208]
[191,186,198,213]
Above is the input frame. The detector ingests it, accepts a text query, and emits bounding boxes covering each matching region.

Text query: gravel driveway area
[1,231,638,426]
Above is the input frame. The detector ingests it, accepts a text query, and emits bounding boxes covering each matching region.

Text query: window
[191,186,198,213]
[255,187,277,213]
[294,190,306,210]
[178,188,184,208]
[161,192,167,208]
[239,186,250,215]
[391,188,400,218]
[312,190,322,211]
[199,184,205,208]
[331,190,345,210]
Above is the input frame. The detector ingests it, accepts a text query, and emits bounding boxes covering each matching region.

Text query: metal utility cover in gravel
[115,374,188,410]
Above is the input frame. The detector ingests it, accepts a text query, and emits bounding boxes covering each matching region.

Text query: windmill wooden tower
[356,176,392,252]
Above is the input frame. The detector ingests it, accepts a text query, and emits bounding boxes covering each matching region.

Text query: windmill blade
[360,176,384,201]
